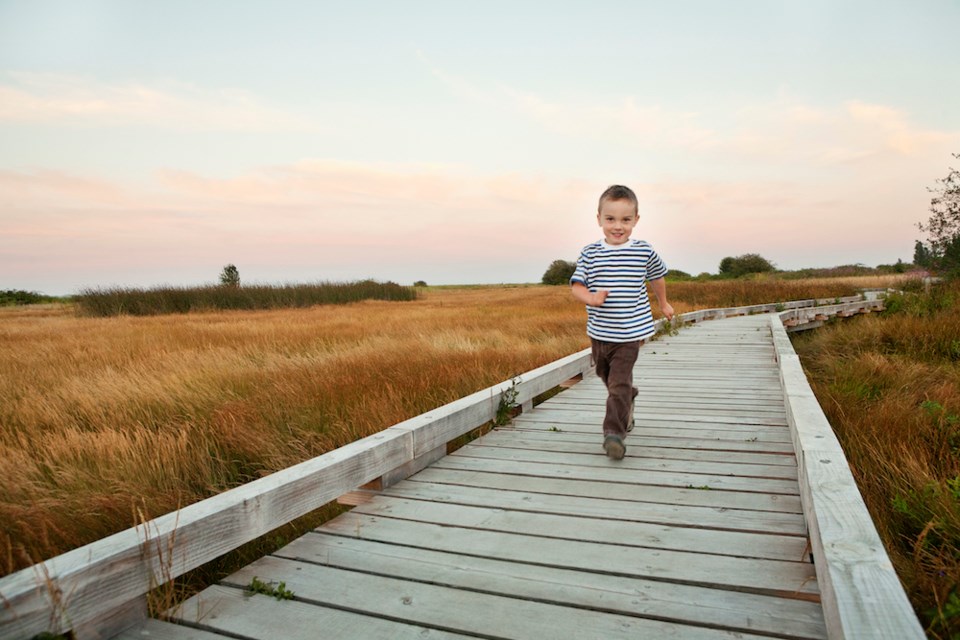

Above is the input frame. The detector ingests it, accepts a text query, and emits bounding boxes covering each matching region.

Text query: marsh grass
[792,279,960,637]
[0,275,915,584]
[74,280,416,317]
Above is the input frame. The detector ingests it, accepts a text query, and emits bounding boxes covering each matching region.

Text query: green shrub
[0,290,60,305]
[541,259,577,285]
[717,253,776,278]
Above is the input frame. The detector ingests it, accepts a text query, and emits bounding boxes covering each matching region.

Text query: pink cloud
[0,72,317,131]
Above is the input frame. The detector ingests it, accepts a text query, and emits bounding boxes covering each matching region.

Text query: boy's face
[597,198,638,245]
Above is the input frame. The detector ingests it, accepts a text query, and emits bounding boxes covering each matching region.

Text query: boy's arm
[648,277,674,320]
[571,282,608,307]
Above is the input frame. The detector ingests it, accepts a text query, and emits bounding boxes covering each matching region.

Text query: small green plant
[246,575,294,600]
[658,316,686,337]
[686,484,712,490]
[548,426,563,432]
[494,377,521,426]
[774,302,786,312]
[927,589,960,637]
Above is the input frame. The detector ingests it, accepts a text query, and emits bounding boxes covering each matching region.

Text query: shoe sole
[603,436,626,460]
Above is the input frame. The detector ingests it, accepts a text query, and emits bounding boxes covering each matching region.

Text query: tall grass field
[2,274,931,618]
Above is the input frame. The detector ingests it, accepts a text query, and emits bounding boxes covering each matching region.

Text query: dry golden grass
[1,286,587,575]
[0,275,913,579]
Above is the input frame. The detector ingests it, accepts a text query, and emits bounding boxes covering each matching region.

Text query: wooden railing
[0,291,921,640]
[771,306,925,639]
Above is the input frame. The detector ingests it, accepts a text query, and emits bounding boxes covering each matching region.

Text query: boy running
[570,185,674,460]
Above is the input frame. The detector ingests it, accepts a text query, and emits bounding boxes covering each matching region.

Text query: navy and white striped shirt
[570,239,668,342]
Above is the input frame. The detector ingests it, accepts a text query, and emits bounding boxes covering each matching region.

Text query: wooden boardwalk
[1,297,925,640]
[123,315,824,639]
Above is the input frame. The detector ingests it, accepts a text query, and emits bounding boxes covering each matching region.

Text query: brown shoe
[603,435,626,460]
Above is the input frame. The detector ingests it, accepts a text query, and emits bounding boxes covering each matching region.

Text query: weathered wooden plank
[450,444,799,480]
[512,408,789,427]
[406,467,804,513]
[549,394,786,409]
[113,618,236,640]
[319,512,820,597]
[504,425,798,451]
[429,454,801,495]
[547,400,790,417]
[276,533,828,639]
[220,555,774,640]
[371,484,809,540]
[512,417,796,442]
[470,431,799,466]
[624,385,786,397]
[169,584,472,639]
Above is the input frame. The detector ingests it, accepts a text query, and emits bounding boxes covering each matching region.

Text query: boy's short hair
[598,184,639,214]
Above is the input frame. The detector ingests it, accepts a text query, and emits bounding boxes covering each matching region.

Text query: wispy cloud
[422,59,960,172]
[0,72,318,131]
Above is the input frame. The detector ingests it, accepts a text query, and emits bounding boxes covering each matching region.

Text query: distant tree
[913,240,933,268]
[717,253,776,278]
[918,154,960,276]
[876,259,907,274]
[219,264,240,287]
[1,289,58,305]
[665,269,691,279]
[541,259,577,285]
[413,280,428,287]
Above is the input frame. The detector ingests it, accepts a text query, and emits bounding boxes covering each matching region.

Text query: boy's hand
[590,290,609,307]
[571,283,608,307]
[661,302,675,321]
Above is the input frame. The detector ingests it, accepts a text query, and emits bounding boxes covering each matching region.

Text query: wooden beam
[770,315,923,639]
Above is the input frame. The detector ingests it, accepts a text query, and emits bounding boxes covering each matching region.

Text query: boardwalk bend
[1,294,925,639]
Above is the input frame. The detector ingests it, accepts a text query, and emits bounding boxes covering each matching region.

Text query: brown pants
[591,338,641,439]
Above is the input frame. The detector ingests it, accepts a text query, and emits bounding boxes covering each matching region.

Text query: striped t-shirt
[570,239,668,342]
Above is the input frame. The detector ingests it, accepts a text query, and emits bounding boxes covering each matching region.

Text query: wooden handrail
[770,305,924,639]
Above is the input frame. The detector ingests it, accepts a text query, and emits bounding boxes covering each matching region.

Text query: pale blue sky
[2,1,958,294]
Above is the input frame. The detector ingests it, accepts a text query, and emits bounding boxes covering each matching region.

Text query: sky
[1,1,959,295]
